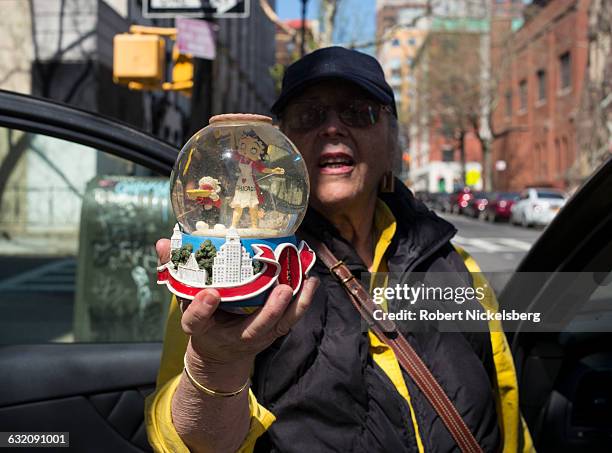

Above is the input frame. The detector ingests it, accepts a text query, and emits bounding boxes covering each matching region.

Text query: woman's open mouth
[318,152,355,175]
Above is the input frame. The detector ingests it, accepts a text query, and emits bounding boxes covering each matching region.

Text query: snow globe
[157,113,315,314]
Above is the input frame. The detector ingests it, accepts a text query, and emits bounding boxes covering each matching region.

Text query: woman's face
[238,136,264,161]
[281,80,394,213]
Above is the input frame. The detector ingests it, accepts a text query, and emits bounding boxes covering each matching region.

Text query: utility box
[113,34,165,84]
[74,176,174,342]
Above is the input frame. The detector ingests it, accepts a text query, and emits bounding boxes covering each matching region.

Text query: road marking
[496,238,532,251]
[453,235,533,253]
[0,259,76,293]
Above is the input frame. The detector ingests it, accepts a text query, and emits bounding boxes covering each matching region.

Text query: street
[440,213,542,272]
[439,212,543,296]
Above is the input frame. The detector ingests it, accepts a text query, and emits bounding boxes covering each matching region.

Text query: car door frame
[0,89,177,175]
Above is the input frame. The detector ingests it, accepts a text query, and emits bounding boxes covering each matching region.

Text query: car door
[0,90,177,452]
[500,156,612,452]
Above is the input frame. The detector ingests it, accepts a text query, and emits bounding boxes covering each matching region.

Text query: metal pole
[300,0,308,56]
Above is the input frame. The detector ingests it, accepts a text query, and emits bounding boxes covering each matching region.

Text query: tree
[171,244,193,268]
[195,240,217,285]
[412,31,483,186]
[410,3,521,191]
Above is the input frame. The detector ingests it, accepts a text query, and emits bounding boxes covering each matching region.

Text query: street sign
[177,18,217,60]
[143,0,249,18]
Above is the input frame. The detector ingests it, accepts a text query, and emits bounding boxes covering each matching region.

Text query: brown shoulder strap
[306,236,483,453]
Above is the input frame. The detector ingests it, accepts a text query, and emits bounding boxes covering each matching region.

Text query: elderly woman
[146,47,533,453]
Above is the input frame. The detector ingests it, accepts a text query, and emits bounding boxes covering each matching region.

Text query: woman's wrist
[185,341,253,392]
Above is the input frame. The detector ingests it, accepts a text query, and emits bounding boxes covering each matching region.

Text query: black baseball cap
[271,46,398,118]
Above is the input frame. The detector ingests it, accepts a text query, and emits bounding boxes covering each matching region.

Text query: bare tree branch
[259,0,298,40]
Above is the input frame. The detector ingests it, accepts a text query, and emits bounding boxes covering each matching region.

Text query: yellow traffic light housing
[113,34,165,84]
[113,25,194,94]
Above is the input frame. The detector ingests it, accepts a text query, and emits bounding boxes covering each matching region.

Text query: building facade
[574,0,612,186]
[491,0,590,191]
[212,229,254,285]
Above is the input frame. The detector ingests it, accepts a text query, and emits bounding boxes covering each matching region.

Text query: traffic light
[113,33,165,85]
[113,26,194,94]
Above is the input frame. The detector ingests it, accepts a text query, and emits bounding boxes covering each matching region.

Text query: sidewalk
[0,234,77,256]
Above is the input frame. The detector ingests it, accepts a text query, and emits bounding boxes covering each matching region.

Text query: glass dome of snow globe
[170,113,309,238]
[158,114,314,314]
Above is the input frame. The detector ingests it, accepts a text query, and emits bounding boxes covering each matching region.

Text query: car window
[0,126,173,344]
[536,190,565,199]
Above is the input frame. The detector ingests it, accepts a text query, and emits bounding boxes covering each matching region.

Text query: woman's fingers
[181,289,221,337]
[156,238,171,265]
[240,284,294,341]
[274,277,319,336]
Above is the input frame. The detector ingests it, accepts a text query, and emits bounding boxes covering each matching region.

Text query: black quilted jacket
[252,182,501,453]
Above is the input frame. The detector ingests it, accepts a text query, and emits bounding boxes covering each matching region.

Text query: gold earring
[379,170,395,193]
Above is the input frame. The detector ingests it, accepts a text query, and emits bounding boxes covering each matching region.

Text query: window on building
[408,38,416,46]
[555,138,562,175]
[391,67,401,79]
[442,148,454,162]
[535,144,541,179]
[562,136,570,166]
[559,51,571,89]
[392,38,400,47]
[505,90,512,117]
[540,143,548,178]
[519,79,527,110]
[537,69,547,102]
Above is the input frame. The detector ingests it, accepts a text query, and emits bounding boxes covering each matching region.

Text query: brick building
[491,0,590,191]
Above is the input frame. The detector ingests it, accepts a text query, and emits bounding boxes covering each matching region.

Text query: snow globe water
[157,114,315,314]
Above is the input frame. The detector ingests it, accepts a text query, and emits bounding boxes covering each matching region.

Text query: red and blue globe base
[157,234,316,314]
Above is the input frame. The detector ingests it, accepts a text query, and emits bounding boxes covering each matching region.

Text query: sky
[276,1,319,20]
[275,0,376,53]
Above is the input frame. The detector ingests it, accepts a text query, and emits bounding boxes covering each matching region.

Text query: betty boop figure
[231,129,284,228]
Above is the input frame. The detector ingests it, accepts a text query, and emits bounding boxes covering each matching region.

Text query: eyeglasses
[281,100,392,131]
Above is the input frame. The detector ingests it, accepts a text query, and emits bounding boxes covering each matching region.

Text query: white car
[511,188,567,227]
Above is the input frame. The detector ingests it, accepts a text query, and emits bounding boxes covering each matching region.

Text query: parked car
[464,191,493,218]
[448,187,473,214]
[510,188,567,227]
[1,90,611,452]
[484,192,520,222]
